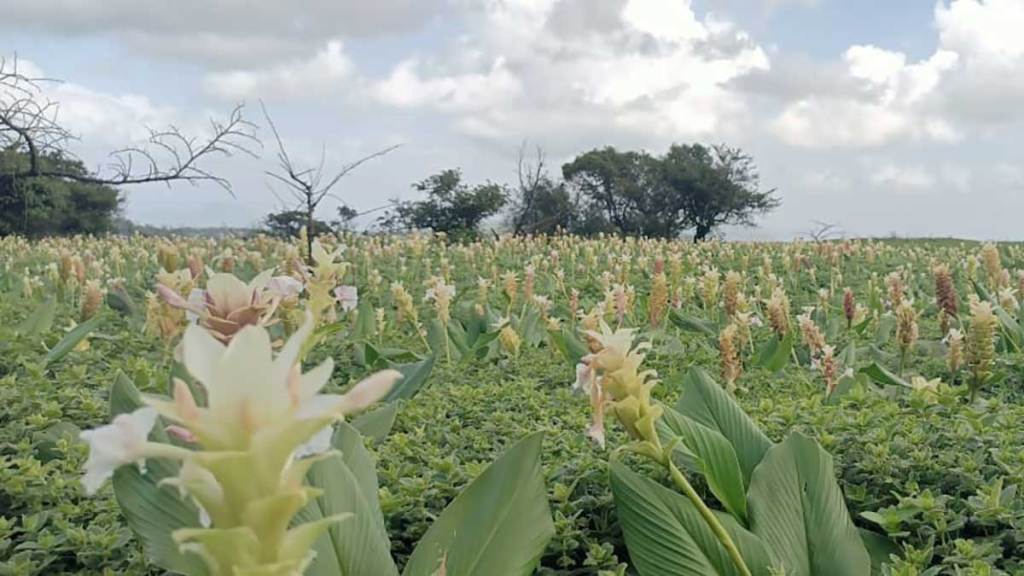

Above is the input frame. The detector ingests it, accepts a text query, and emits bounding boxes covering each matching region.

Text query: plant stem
[666,459,752,576]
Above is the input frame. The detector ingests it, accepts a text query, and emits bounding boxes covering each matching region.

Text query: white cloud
[936,0,1024,62]
[5,58,176,147]
[371,0,769,144]
[869,163,935,192]
[0,1,448,67]
[374,57,522,112]
[933,0,1024,124]
[204,40,353,101]
[771,45,959,148]
[771,0,1024,148]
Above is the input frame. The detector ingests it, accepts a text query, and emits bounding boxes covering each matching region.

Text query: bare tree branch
[260,100,401,261]
[1,55,260,196]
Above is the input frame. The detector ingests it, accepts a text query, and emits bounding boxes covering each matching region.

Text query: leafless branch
[1,55,260,195]
[260,100,401,260]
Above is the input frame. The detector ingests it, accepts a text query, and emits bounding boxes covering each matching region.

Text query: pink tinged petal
[587,415,606,449]
[173,379,200,421]
[587,373,605,449]
[79,407,158,495]
[335,370,401,415]
[206,273,251,314]
[165,425,198,443]
[296,394,344,420]
[297,370,401,420]
[267,276,304,299]
[573,363,592,393]
[334,285,359,312]
[156,284,189,309]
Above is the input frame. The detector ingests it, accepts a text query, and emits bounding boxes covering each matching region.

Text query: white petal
[183,324,225,387]
[333,370,401,416]
[206,273,251,312]
[271,312,315,388]
[248,269,275,294]
[211,325,280,423]
[79,407,157,495]
[267,276,304,299]
[298,358,334,400]
[198,505,211,528]
[294,424,334,459]
[185,289,206,323]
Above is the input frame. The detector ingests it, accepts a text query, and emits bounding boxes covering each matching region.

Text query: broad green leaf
[351,402,398,445]
[676,367,773,484]
[113,467,208,576]
[547,327,589,367]
[446,319,470,355]
[16,296,56,336]
[45,314,102,366]
[383,356,435,402]
[991,305,1023,351]
[106,288,139,320]
[516,306,546,347]
[747,432,871,576]
[609,461,775,576]
[427,319,463,361]
[108,372,206,575]
[668,309,718,337]
[839,342,857,371]
[824,373,866,405]
[659,405,748,523]
[859,529,898,573]
[859,362,911,389]
[403,432,554,576]
[352,299,376,340]
[753,332,794,372]
[300,422,397,576]
[873,315,895,346]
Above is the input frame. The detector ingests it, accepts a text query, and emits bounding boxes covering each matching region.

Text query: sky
[2,0,1024,240]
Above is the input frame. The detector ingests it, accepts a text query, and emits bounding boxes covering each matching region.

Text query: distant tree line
[373,142,778,242]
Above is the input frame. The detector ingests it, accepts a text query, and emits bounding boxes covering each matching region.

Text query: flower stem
[666,458,752,576]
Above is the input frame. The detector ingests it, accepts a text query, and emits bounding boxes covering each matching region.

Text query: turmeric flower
[158,270,288,343]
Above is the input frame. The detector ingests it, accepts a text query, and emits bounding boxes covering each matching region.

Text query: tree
[261,101,399,261]
[0,56,258,235]
[0,149,122,236]
[506,144,575,235]
[385,169,507,242]
[562,147,684,237]
[663,143,779,242]
[263,209,332,239]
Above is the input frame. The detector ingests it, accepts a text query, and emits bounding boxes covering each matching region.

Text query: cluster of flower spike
[80,314,398,575]
[574,323,663,460]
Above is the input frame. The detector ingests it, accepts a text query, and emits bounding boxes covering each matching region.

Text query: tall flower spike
[81,312,400,575]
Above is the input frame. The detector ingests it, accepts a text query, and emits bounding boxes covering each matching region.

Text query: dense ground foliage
[2,233,1023,575]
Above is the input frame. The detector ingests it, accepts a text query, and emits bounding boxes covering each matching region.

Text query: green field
[2,233,1023,575]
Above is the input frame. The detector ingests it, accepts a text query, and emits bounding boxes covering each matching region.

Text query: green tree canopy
[663,144,779,241]
[0,149,122,237]
[385,169,508,242]
[263,209,333,239]
[558,143,778,241]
